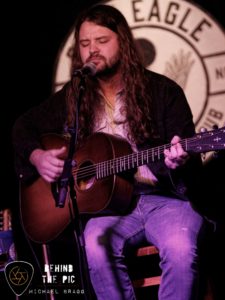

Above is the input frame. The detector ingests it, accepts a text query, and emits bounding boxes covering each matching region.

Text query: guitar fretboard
[71,127,225,181]
[96,144,170,179]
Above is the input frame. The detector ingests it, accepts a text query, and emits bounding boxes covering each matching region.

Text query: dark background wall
[2,0,225,211]
[1,1,224,299]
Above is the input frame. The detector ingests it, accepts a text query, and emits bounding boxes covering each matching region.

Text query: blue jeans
[84,194,206,300]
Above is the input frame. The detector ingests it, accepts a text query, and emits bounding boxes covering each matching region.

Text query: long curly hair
[66,4,155,146]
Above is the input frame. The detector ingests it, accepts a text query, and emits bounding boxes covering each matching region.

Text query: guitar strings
[71,129,225,180]
[72,137,225,179]
[72,141,225,180]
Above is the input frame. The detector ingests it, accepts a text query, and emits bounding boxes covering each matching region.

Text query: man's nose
[89,42,99,55]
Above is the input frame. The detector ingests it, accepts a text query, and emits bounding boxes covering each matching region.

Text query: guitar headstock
[187,126,225,153]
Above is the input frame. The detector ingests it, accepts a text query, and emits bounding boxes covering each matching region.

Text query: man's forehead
[79,21,116,37]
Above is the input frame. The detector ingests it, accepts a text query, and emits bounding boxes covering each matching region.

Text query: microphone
[73,62,97,77]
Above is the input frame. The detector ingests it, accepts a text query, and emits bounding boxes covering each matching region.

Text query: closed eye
[97,37,109,44]
[80,40,90,47]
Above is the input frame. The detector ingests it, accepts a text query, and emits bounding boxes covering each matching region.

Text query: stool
[132,245,161,289]
[131,245,215,300]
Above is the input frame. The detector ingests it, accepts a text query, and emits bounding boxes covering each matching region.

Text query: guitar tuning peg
[200,127,207,133]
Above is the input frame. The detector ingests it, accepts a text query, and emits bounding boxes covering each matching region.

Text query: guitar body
[20,133,134,243]
[20,127,225,243]
[74,133,134,214]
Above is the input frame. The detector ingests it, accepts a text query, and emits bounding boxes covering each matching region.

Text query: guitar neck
[95,126,225,179]
[96,141,178,179]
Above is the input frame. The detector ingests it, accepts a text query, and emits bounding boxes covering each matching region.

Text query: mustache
[87,54,106,62]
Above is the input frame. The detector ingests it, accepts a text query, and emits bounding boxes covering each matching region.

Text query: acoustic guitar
[20,127,225,243]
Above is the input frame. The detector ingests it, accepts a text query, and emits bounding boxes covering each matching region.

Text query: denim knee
[160,231,198,270]
[84,218,124,267]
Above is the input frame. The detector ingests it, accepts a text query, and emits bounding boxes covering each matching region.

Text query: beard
[97,59,121,78]
[88,51,121,78]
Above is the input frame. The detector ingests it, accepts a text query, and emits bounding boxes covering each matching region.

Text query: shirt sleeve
[145,71,203,199]
[12,84,68,182]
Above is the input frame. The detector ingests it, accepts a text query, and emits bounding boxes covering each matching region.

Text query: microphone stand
[56,75,93,300]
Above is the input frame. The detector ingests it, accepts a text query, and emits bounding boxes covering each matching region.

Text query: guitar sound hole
[76,161,95,191]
